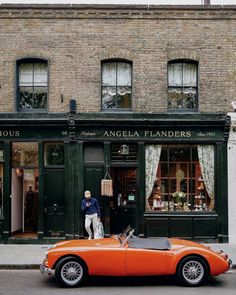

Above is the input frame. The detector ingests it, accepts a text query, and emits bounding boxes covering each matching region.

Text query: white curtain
[168,63,182,86]
[102,62,116,86]
[197,145,215,210]
[117,62,131,86]
[168,62,197,87]
[102,62,131,86]
[33,63,48,86]
[19,63,47,86]
[145,145,162,210]
[183,63,197,86]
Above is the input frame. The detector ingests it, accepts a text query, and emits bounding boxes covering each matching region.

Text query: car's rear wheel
[55,256,87,287]
[177,256,208,286]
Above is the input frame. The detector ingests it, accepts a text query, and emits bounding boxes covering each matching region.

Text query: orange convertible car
[40,227,232,287]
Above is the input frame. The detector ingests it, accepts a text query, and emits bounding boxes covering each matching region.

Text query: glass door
[111,167,137,233]
[11,142,38,237]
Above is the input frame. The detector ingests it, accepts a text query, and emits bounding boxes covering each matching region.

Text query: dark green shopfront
[0,112,230,243]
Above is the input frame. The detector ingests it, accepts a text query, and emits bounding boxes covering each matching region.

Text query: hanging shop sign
[101,169,113,197]
[101,179,113,197]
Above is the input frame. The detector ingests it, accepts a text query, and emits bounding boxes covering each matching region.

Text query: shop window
[101,60,132,110]
[12,142,38,167]
[168,60,198,111]
[145,145,214,212]
[0,150,3,215]
[17,59,48,111]
[44,142,64,166]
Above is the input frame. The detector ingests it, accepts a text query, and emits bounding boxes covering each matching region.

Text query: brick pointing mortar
[0,5,236,113]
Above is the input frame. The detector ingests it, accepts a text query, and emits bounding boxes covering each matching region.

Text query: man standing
[81,190,100,239]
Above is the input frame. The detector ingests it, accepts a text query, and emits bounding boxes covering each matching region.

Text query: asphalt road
[0,270,235,295]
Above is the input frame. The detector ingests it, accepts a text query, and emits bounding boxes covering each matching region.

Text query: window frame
[16,58,49,112]
[0,149,3,216]
[44,142,65,168]
[145,144,215,213]
[101,59,133,112]
[167,59,198,112]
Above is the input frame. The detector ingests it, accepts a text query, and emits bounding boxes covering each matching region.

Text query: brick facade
[0,4,236,113]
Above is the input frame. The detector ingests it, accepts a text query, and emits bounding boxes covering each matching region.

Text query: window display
[145,145,215,212]
[12,142,38,167]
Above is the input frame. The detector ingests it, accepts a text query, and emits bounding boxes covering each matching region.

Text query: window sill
[144,211,217,216]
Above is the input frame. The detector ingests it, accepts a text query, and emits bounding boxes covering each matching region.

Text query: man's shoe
[88,236,92,240]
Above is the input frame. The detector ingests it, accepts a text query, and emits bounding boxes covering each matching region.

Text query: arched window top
[168,59,198,65]
[16,56,48,64]
[102,58,132,64]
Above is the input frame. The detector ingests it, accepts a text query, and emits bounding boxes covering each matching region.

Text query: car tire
[55,256,88,287]
[176,256,209,287]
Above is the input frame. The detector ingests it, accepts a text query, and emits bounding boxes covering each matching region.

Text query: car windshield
[116,226,171,250]
[116,226,135,247]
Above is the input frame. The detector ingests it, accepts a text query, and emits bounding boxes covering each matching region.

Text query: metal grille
[111,143,138,162]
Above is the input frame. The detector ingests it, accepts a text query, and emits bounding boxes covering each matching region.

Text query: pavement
[0,242,235,270]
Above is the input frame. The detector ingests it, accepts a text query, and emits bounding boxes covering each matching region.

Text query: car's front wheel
[176,256,209,286]
[55,256,87,287]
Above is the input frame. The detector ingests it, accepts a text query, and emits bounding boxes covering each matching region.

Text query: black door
[83,166,104,232]
[44,169,65,237]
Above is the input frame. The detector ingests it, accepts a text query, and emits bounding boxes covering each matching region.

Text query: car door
[125,248,167,276]
[87,247,127,276]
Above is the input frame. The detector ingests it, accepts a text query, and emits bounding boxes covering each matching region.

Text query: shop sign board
[78,127,224,142]
[0,126,225,142]
[0,128,68,140]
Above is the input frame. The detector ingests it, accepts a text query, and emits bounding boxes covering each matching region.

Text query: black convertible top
[129,237,171,250]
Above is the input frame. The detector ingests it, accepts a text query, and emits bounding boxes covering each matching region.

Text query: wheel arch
[52,254,89,274]
[176,254,210,275]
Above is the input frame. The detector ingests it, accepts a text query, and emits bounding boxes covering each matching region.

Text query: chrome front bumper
[40,263,52,275]
[228,258,233,270]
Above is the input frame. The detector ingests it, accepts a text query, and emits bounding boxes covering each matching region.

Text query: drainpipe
[203,0,211,5]
[227,112,236,244]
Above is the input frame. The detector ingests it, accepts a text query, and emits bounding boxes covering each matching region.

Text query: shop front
[0,113,230,243]
[0,115,68,243]
[76,113,230,242]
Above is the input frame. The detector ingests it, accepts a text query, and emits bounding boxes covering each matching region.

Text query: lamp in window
[15,168,23,177]
[198,182,204,190]
[120,144,129,155]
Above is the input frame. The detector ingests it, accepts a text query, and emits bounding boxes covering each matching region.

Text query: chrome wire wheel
[182,260,204,284]
[60,260,84,286]
[177,256,208,286]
